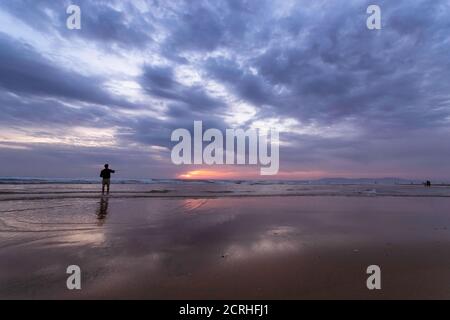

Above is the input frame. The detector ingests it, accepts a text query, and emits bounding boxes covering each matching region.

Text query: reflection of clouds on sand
[55,197,112,246]
[225,226,300,260]
[0,199,99,231]
[0,197,112,250]
[180,199,209,213]
[4,195,450,299]
[52,231,106,248]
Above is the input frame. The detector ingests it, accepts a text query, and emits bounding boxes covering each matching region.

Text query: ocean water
[0,177,450,201]
[0,177,425,185]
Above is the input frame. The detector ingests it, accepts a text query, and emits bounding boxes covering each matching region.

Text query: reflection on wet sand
[96,196,109,225]
[225,226,300,261]
[180,198,209,213]
[2,196,450,299]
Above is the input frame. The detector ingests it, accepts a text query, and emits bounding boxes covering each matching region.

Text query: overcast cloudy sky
[0,0,449,180]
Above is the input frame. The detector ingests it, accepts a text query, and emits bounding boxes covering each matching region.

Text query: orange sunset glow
[178,170,239,179]
[177,168,328,180]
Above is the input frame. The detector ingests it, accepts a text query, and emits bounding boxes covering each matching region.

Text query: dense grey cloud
[160,0,272,53]
[1,0,153,48]
[0,91,113,127]
[141,65,227,112]
[1,0,450,179]
[0,33,136,109]
[201,0,450,131]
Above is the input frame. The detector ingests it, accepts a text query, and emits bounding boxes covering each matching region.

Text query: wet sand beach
[2,183,450,299]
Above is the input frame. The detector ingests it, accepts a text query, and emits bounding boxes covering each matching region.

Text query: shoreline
[3,193,450,202]
[1,183,450,202]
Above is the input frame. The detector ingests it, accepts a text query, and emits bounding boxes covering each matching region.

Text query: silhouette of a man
[100,164,115,194]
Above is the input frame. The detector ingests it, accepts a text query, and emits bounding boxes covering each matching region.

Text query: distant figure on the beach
[426,180,431,187]
[100,164,115,194]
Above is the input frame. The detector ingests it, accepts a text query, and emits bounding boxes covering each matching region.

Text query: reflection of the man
[96,196,109,225]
